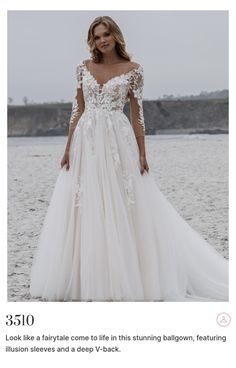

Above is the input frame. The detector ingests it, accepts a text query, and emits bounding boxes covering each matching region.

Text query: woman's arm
[61,63,85,170]
[65,87,85,153]
[129,65,149,175]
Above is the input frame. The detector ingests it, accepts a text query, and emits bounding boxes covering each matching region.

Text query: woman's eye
[94,33,110,40]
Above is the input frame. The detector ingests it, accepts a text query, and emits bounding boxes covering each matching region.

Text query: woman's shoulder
[77,59,90,67]
[75,59,91,78]
[129,60,141,68]
[82,59,91,68]
[128,61,144,74]
[127,62,144,81]
[121,60,142,70]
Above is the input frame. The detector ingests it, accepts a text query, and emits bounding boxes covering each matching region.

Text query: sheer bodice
[69,60,146,138]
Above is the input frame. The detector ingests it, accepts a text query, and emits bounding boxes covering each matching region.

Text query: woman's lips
[101,44,108,48]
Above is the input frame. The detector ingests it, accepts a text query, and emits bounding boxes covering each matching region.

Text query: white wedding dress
[30,60,229,302]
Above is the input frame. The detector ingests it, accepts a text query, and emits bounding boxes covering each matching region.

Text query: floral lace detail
[82,65,130,113]
[76,62,84,89]
[75,176,84,208]
[69,62,85,127]
[106,122,121,169]
[72,60,145,138]
[122,170,135,205]
[74,171,135,209]
[129,66,145,136]
[69,100,80,127]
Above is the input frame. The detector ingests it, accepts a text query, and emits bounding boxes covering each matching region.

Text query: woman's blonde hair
[87,16,131,63]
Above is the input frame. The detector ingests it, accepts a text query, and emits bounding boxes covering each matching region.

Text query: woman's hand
[61,150,70,171]
[139,155,149,175]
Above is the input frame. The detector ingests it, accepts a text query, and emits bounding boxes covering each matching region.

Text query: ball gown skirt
[29,108,229,302]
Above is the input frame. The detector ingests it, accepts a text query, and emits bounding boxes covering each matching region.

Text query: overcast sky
[7,10,228,105]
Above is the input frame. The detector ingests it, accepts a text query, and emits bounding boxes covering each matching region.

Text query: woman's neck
[101,50,122,65]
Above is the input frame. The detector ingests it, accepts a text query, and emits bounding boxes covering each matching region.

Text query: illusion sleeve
[68,62,85,128]
[129,65,146,138]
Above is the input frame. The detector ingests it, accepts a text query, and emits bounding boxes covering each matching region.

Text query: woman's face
[93,23,116,54]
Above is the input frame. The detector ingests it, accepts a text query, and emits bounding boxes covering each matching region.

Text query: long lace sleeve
[129,65,145,138]
[68,61,85,128]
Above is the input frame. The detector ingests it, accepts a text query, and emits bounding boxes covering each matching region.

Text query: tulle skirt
[30,108,229,301]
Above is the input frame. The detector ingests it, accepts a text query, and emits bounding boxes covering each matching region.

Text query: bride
[30,16,228,302]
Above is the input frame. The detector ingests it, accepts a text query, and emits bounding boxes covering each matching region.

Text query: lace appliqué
[69,62,85,128]
[122,170,135,205]
[82,65,130,113]
[106,122,121,169]
[75,60,146,137]
[129,66,145,136]
[110,139,121,168]
[69,100,80,127]
[76,63,84,89]
[75,176,84,208]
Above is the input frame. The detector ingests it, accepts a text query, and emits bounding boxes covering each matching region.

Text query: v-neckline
[82,61,141,90]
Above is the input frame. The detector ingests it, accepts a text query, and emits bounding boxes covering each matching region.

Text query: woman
[30,16,228,302]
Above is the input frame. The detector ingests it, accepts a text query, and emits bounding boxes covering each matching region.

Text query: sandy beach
[8,134,228,302]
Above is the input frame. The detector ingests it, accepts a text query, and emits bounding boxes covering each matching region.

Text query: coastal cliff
[8,99,228,136]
